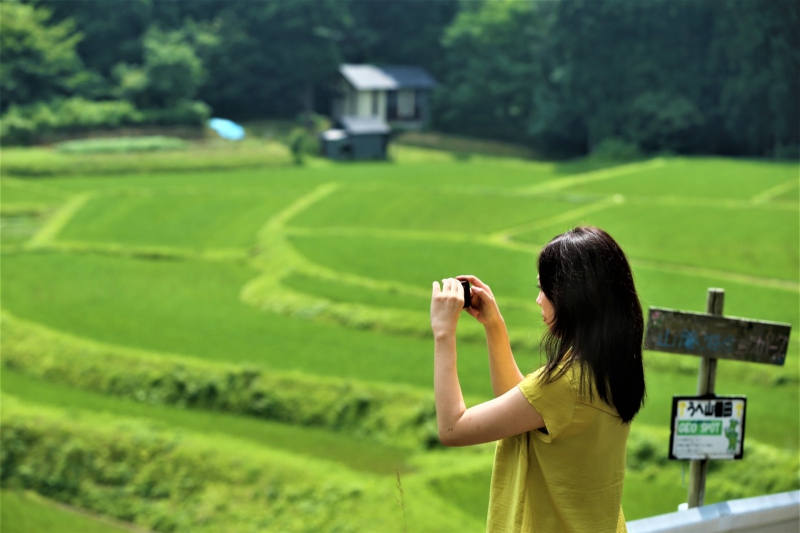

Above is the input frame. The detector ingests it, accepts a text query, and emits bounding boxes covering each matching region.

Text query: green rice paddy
[1,145,797,531]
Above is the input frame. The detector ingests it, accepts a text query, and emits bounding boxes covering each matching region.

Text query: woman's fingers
[431,278,466,338]
[442,277,459,294]
[441,278,452,294]
[471,286,496,305]
[456,275,493,296]
[471,285,486,301]
[437,278,465,306]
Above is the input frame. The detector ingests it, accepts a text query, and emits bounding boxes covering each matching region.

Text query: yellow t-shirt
[487,363,629,533]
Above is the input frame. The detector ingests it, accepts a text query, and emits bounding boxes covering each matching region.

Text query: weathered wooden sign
[644,307,791,366]
[648,289,792,509]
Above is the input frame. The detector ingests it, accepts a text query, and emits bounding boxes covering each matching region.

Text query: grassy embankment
[1,138,798,531]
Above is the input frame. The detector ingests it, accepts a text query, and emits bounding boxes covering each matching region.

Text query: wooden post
[687,288,725,508]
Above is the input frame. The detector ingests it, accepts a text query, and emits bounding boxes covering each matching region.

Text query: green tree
[532,0,720,154]
[436,0,547,144]
[193,0,352,119]
[713,0,800,156]
[114,25,207,109]
[344,0,457,81]
[35,0,152,78]
[0,0,84,112]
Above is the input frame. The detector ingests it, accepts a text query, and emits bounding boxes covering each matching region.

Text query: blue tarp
[208,118,245,140]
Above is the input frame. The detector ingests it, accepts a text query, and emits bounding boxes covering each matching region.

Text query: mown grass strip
[41,240,249,263]
[0,251,499,394]
[631,258,800,293]
[57,190,309,250]
[750,178,800,204]
[1,369,413,475]
[1,490,151,533]
[557,158,798,200]
[0,142,293,177]
[0,203,53,217]
[517,158,666,195]
[56,137,189,154]
[490,195,624,240]
[1,176,72,199]
[27,193,92,248]
[0,311,442,449]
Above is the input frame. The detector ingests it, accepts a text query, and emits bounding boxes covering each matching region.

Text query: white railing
[627,491,799,533]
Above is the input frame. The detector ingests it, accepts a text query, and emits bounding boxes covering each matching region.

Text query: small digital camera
[460,280,472,308]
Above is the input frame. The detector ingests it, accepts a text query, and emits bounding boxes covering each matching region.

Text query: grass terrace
[1,139,797,531]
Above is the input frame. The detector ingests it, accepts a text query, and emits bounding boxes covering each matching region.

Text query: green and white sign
[669,395,747,460]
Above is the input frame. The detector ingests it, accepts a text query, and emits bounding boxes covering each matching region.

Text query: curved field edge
[2,154,798,527]
[0,396,483,533]
[3,395,795,529]
[0,311,443,449]
[3,311,797,522]
[0,490,151,533]
[0,368,413,477]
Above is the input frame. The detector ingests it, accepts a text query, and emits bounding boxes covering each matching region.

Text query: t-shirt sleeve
[517,367,577,443]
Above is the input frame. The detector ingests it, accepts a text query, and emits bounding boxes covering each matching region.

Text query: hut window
[398,90,415,118]
[372,91,379,116]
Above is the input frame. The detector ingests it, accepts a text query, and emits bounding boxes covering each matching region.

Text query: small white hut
[332,64,438,131]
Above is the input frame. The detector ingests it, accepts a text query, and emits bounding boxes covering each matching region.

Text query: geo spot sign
[669,396,747,460]
[644,307,791,366]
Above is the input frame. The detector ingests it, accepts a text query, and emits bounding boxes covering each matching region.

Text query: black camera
[460,280,472,308]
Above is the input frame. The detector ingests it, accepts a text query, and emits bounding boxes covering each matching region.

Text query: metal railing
[628,491,799,533]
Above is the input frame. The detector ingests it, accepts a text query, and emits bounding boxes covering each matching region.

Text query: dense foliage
[438,0,799,157]
[1,0,795,156]
[0,397,388,533]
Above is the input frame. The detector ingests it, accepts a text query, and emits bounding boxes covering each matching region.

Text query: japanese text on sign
[669,396,747,461]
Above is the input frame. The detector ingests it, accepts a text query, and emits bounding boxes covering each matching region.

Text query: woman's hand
[431,278,465,340]
[457,275,503,327]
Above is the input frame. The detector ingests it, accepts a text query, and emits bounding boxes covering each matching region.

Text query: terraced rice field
[1,146,797,532]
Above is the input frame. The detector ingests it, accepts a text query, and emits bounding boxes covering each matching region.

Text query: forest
[2,0,798,158]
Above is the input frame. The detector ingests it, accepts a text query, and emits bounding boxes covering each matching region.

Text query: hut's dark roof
[340,64,438,91]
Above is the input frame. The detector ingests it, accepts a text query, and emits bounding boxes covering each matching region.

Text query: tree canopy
[3,0,797,157]
[0,0,84,112]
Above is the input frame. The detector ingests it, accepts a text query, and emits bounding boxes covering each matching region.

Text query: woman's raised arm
[431,278,540,446]
[457,275,524,396]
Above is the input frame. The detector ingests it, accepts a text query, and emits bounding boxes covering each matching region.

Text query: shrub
[773,143,800,161]
[0,396,393,533]
[53,98,144,129]
[0,98,143,145]
[625,425,799,503]
[140,100,210,127]
[295,112,331,134]
[589,138,643,162]
[287,128,319,165]
[0,98,210,146]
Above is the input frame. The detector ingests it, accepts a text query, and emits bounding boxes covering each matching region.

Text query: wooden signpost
[644,288,792,509]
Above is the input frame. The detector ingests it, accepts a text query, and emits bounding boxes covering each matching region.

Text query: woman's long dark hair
[537,226,645,423]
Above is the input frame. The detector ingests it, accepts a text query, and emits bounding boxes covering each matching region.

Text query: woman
[430,226,646,533]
